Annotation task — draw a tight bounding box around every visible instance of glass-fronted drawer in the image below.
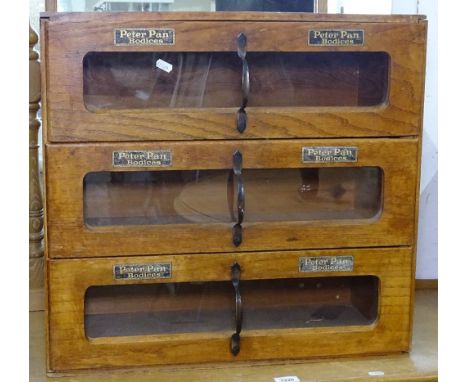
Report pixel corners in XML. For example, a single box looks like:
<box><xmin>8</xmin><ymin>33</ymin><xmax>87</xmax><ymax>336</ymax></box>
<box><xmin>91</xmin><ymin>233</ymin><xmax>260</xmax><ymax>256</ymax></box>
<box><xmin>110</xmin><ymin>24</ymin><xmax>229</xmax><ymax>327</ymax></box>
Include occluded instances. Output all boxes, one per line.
<box><xmin>42</xmin><ymin>14</ymin><xmax>427</xmax><ymax>142</ymax></box>
<box><xmin>45</xmin><ymin>138</ymin><xmax>418</xmax><ymax>259</ymax></box>
<box><xmin>85</xmin><ymin>276</ymin><xmax>378</xmax><ymax>338</ymax></box>
<box><xmin>47</xmin><ymin>247</ymin><xmax>412</xmax><ymax>371</ymax></box>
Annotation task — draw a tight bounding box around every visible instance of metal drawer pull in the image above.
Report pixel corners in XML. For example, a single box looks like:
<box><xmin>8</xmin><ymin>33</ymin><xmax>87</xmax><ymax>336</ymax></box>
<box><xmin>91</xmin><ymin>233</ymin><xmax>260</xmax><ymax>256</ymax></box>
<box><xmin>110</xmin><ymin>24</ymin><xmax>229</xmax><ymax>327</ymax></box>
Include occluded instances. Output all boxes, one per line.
<box><xmin>236</xmin><ymin>33</ymin><xmax>249</xmax><ymax>133</ymax></box>
<box><xmin>232</xmin><ymin>150</ymin><xmax>244</xmax><ymax>247</ymax></box>
<box><xmin>230</xmin><ymin>263</ymin><xmax>243</xmax><ymax>356</ymax></box>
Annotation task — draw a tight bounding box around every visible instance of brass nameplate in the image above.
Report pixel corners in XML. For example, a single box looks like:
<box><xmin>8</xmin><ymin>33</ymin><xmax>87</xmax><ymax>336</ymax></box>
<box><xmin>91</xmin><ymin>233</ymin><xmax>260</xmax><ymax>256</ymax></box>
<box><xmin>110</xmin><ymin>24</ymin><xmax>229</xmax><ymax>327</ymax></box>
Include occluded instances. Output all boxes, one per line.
<box><xmin>299</xmin><ymin>256</ymin><xmax>354</xmax><ymax>272</ymax></box>
<box><xmin>302</xmin><ymin>146</ymin><xmax>358</xmax><ymax>163</ymax></box>
<box><xmin>113</xmin><ymin>150</ymin><xmax>172</xmax><ymax>167</ymax></box>
<box><xmin>113</xmin><ymin>263</ymin><xmax>172</xmax><ymax>280</ymax></box>
<box><xmin>309</xmin><ymin>30</ymin><xmax>364</xmax><ymax>46</ymax></box>
<box><xmin>114</xmin><ymin>28</ymin><xmax>175</xmax><ymax>46</ymax></box>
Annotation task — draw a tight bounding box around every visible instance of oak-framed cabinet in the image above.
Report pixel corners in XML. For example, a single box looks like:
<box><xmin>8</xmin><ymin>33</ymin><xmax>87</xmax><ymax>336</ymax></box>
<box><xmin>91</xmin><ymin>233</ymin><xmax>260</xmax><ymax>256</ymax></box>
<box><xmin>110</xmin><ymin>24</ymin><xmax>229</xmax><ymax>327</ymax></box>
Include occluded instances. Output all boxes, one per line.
<box><xmin>41</xmin><ymin>11</ymin><xmax>427</xmax><ymax>374</ymax></box>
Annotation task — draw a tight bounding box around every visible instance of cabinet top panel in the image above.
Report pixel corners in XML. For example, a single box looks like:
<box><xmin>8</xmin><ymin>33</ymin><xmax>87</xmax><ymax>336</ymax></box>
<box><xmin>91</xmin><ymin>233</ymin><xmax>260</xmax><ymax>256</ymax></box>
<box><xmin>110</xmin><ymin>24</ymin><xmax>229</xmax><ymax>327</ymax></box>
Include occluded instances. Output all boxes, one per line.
<box><xmin>41</xmin><ymin>12</ymin><xmax>426</xmax><ymax>24</ymax></box>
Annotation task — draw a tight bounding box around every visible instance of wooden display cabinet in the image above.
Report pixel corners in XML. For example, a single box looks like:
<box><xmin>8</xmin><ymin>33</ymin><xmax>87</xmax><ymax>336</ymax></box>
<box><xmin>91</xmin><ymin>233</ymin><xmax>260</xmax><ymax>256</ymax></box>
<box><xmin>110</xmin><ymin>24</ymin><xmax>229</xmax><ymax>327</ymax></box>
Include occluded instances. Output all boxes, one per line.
<box><xmin>41</xmin><ymin>11</ymin><xmax>427</xmax><ymax>374</ymax></box>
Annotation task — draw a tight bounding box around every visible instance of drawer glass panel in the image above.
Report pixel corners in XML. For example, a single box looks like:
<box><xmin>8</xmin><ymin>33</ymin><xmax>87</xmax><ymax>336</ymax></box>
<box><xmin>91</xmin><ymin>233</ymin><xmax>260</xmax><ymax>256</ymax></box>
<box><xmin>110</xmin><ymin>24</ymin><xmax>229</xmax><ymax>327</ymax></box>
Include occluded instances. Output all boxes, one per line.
<box><xmin>242</xmin><ymin>276</ymin><xmax>379</xmax><ymax>330</ymax></box>
<box><xmin>83</xmin><ymin>167</ymin><xmax>383</xmax><ymax>226</ymax></box>
<box><xmin>84</xmin><ymin>276</ymin><xmax>378</xmax><ymax>338</ymax></box>
<box><xmin>85</xmin><ymin>282</ymin><xmax>233</xmax><ymax>338</ymax></box>
<box><xmin>83</xmin><ymin>52</ymin><xmax>389</xmax><ymax>110</ymax></box>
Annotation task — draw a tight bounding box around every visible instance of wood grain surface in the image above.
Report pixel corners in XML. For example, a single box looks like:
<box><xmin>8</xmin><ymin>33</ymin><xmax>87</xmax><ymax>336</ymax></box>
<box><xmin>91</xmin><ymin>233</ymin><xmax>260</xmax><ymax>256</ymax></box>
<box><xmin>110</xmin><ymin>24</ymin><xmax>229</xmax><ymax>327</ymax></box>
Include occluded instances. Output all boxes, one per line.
<box><xmin>41</xmin><ymin>12</ymin><xmax>426</xmax><ymax>23</ymax></box>
<box><xmin>29</xmin><ymin>290</ymin><xmax>438</xmax><ymax>382</ymax></box>
<box><xmin>47</xmin><ymin>247</ymin><xmax>413</xmax><ymax>371</ymax></box>
<box><xmin>41</xmin><ymin>12</ymin><xmax>427</xmax><ymax>374</ymax></box>
<box><xmin>31</xmin><ymin>290</ymin><xmax>438</xmax><ymax>381</ymax></box>
<box><xmin>41</xmin><ymin>14</ymin><xmax>427</xmax><ymax>142</ymax></box>
<box><xmin>45</xmin><ymin>138</ymin><xmax>419</xmax><ymax>258</ymax></box>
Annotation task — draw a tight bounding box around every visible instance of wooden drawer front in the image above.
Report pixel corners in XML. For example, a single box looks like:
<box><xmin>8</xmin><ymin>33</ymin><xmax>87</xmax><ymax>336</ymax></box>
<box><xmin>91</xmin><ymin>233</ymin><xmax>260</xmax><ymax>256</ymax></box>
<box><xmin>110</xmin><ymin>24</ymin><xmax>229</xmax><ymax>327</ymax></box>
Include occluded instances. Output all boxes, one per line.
<box><xmin>45</xmin><ymin>138</ymin><xmax>419</xmax><ymax>258</ymax></box>
<box><xmin>47</xmin><ymin>247</ymin><xmax>413</xmax><ymax>372</ymax></box>
<box><xmin>42</xmin><ymin>14</ymin><xmax>426</xmax><ymax>142</ymax></box>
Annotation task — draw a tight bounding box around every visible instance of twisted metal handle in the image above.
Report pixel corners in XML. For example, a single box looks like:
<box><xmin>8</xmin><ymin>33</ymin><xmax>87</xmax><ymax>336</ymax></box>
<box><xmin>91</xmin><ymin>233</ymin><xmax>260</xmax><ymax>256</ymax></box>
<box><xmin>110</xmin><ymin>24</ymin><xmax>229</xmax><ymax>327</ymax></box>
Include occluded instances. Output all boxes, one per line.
<box><xmin>230</xmin><ymin>263</ymin><xmax>243</xmax><ymax>356</ymax></box>
<box><xmin>236</xmin><ymin>33</ymin><xmax>249</xmax><ymax>133</ymax></box>
<box><xmin>232</xmin><ymin>150</ymin><xmax>244</xmax><ymax>247</ymax></box>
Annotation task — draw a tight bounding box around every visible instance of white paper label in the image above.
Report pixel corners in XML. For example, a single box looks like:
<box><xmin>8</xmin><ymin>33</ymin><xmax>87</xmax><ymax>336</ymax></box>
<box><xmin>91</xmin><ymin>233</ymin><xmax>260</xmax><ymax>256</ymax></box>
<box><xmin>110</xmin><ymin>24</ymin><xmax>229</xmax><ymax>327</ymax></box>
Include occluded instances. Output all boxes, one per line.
<box><xmin>274</xmin><ymin>377</ymin><xmax>300</xmax><ymax>382</ymax></box>
<box><xmin>156</xmin><ymin>59</ymin><xmax>173</xmax><ymax>73</ymax></box>
<box><xmin>368</xmin><ymin>371</ymin><xmax>385</xmax><ymax>376</ymax></box>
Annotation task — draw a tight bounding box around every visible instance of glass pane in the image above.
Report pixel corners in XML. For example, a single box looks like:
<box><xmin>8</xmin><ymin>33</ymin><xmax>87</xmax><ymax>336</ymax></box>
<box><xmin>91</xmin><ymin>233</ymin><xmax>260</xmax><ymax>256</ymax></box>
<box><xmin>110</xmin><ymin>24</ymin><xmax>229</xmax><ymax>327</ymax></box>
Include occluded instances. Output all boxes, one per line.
<box><xmin>83</xmin><ymin>52</ymin><xmax>389</xmax><ymax>110</ymax></box>
<box><xmin>83</xmin><ymin>167</ymin><xmax>382</xmax><ymax>226</ymax></box>
<box><xmin>242</xmin><ymin>276</ymin><xmax>378</xmax><ymax>330</ymax></box>
<box><xmin>85</xmin><ymin>282</ymin><xmax>233</xmax><ymax>338</ymax></box>
<box><xmin>84</xmin><ymin>170</ymin><xmax>233</xmax><ymax>226</ymax></box>
<box><xmin>58</xmin><ymin>0</ymin><xmax>315</xmax><ymax>13</ymax></box>
<box><xmin>84</xmin><ymin>276</ymin><xmax>378</xmax><ymax>338</ymax></box>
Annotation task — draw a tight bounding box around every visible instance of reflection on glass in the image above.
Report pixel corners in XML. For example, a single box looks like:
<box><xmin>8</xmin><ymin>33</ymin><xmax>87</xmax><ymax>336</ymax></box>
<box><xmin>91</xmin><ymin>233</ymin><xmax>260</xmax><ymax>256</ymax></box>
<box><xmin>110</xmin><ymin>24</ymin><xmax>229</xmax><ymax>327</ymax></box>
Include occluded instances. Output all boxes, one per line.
<box><xmin>59</xmin><ymin>0</ymin><xmax>213</xmax><ymax>12</ymax></box>
<box><xmin>215</xmin><ymin>0</ymin><xmax>314</xmax><ymax>12</ymax></box>
<box><xmin>58</xmin><ymin>0</ymin><xmax>316</xmax><ymax>12</ymax></box>
<box><xmin>242</xmin><ymin>276</ymin><xmax>378</xmax><ymax>330</ymax></box>
<box><xmin>84</xmin><ymin>52</ymin><xmax>389</xmax><ymax>110</ymax></box>
<box><xmin>85</xmin><ymin>282</ymin><xmax>233</xmax><ymax>337</ymax></box>
<box><xmin>84</xmin><ymin>276</ymin><xmax>379</xmax><ymax>338</ymax></box>
<box><xmin>83</xmin><ymin>167</ymin><xmax>382</xmax><ymax>226</ymax></box>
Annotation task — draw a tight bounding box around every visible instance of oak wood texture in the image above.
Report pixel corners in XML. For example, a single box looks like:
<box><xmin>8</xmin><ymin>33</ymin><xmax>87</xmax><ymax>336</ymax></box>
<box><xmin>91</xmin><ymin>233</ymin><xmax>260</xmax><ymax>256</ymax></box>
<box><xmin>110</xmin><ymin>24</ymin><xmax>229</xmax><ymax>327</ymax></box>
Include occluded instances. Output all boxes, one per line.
<box><xmin>33</xmin><ymin>290</ymin><xmax>438</xmax><ymax>380</ymax></box>
<box><xmin>415</xmin><ymin>280</ymin><xmax>438</xmax><ymax>289</ymax></box>
<box><xmin>41</xmin><ymin>12</ymin><xmax>426</xmax><ymax>23</ymax></box>
<box><xmin>40</xmin><ymin>13</ymin><xmax>427</xmax><ymax>142</ymax></box>
<box><xmin>32</xmin><ymin>290</ymin><xmax>438</xmax><ymax>381</ymax></box>
<box><xmin>407</xmin><ymin>36</ymin><xmax>428</xmax><ymax>348</ymax></box>
<box><xmin>41</xmin><ymin>12</ymin><xmax>427</xmax><ymax>374</ymax></box>
<box><xmin>30</xmin><ymin>22</ymin><xmax>45</xmax><ymax>308</ymax></box>
<box><xmin>47</xmin><ymin>247</ymin><xmax>413</xmax><ymax>372</ymax></box>
<box><xmin>45</xmin><ymin>138</ymin><xmax>419</xmax><ymax>258</ymax></box>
